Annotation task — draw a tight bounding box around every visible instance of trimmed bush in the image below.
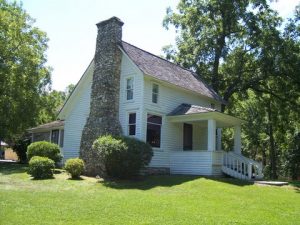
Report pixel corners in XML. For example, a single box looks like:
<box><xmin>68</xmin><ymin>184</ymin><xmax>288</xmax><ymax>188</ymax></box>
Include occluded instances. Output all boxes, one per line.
<box><xmin>64</xmin><ymin>158</ymin><xmax>84</xmax><ymax>179</ymax></box>
<box><xmin>27</xmin><ymin>156</ymin><xmax>55</xmax><ymax>179</ymax></box>
<box><xmin>27</xmin><ymin>141</ymin><xmax>62</xmax><ymax>163</ymax></box>
<box><xmin>92</xmin><ymin>135</ymin><xmax>153</xmax><ymax>179</ymax></box>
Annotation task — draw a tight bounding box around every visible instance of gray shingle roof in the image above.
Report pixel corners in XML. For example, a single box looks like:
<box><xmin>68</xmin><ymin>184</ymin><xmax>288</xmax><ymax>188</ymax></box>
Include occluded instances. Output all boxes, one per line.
<box><xmin>168</xmin><ymin>103</ymin><xmax>217</xmax><ymax>116</ymax></box>
<box><xmin>121</xmin><ymin>41</ymin><xmax>224</xmax><ymax>103</ymax></box>
<box><xmin>27</xmin><ymin>120</ymin><xmax>64</xmax><ymax>132</ymax></box>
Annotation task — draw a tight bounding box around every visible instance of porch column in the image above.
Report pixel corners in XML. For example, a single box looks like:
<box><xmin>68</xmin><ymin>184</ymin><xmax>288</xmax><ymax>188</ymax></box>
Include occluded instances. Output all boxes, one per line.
<box><xmin>234</xmin><ymin>125</ymin><xmax>241</xmax><ymax>154</ymax></box>
<box><xmin>207</xmin><ymin>119</ymin><xmax>216</xmax><ymax>151</ymax></box>
<box><xmin>217</xmin><ymin>128</ymin><xmax>222</xmax><ymax>151</ymax></box>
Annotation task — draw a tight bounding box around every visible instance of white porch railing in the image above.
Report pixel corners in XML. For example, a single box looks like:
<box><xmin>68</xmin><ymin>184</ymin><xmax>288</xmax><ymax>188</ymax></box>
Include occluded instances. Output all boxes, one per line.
<box><xmin>222</xmin><ymin>151</ymin><xmax>263</xmax><ymax>180</ymax></box>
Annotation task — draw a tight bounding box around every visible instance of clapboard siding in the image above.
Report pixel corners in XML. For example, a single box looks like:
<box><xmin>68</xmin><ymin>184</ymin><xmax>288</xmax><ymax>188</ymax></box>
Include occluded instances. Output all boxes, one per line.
<box><xmin>119</xmin><ymin>53</ymin><xmax>144</xmax><ymax>140</ymax></box>
<box><xmin>63</xmin><ymin>78</ymin><xmax>92</xmax><ymax>160</ymax></box>
<box><xmin>170</xmin><ymin>151</ymin><xmax>213</xmax><ymax>175</ymax></box>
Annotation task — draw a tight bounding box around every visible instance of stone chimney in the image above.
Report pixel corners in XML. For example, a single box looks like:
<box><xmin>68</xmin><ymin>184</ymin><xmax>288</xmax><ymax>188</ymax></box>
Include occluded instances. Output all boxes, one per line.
<box><xmin>80</xmin><ymin>17</ymin><xmax>123</xmax><ymax>175</ymax></box>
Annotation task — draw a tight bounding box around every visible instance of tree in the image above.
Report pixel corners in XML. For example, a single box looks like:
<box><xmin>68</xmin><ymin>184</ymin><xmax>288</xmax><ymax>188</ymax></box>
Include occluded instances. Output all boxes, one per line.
<box><xmin>37</xmin><ymin>90</ymin><xmax>66</xmax><ymax>124</ymax></box>
<box><xmin>0</xmin><ymin>0</ymin><xmax>51</xmax><ymax>142</ymax></box>
<box><xmin>164</xmin><ymin>0</ymin><xmax>300</xmax><ymax>179</ymax></box>
<box><xmin>163</xmin><ymin>0</ymin><xmax>282</xmax><ymax>109</ymax></box>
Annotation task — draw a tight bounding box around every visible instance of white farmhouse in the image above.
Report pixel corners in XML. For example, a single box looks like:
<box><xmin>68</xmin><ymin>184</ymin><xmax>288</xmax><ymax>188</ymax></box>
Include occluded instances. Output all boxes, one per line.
<box><xmin>28</xmin><ymin>17</ymin><xmax>263</xmax><ymax>180</ymax></box>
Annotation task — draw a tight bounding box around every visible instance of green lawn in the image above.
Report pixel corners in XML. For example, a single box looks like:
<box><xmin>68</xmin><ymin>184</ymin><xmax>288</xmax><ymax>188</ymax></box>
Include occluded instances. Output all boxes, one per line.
<box><xmin>0</xmin><ymin>163</ymin><xmax>299</xmax><ymax>225</ymax></box>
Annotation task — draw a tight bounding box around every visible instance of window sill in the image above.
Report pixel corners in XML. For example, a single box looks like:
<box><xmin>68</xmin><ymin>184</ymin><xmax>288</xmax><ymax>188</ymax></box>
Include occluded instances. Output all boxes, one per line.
<box><xmin>126</xmin><ymin>100</ymin><xmax>135</xmax><ymax>103</ymax></box>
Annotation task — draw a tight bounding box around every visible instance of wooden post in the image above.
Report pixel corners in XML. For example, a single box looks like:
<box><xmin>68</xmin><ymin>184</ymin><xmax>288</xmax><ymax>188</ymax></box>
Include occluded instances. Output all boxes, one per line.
<box><xmin>207</xmin><ymin>119</ymin><xmax>216</xmax><ymax>151</ymax></box>
<box><xmin>248</xmin><ymin>163</ymin><xmax>252</xmax><ymax>180</ymax></box>
<box><xmin>217</xmin><ymin>128</ymin><xmax>222</xmax><ymax>150</ymax></box>
<box><xmin>234</xmin><ymin>125</ymin><xmax>241</xmax><ymax>154</ymax></box>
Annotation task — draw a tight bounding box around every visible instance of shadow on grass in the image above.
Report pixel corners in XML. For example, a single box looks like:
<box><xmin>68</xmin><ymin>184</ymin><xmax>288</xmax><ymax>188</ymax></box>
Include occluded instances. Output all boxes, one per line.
<box><xmin>0</xmin><ymin>162</ymin><xmax>27</xmax><ymax>175</ymax></box>
<box><xmin>67</xmin><ymin>177</ymin><xmax>84</xmax><ymax>181</ymax></box>
<box><xmin>289</xmin><ymin>181</ymin><xmax>300</xmax><ymax>188</ymax></box>
<box><xmin>31</xmin><ymin>176</ymin><xmax>55</xmax><ymax>181</ymax></box>
<box><xmin>99</xmin><ymin>175</ymin><xmax>254</xmax><ymax>190</ymax></box>
<box><xmin>207</xmin><ymin>177</ymin><xmax>254</xmax><ymax>187</ymax></box>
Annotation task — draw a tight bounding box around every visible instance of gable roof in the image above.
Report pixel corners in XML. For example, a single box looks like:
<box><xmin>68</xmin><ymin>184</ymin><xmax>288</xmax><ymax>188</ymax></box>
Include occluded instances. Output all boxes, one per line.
<box><xmin>120</xmin><ymin>41</ymin><xmax>224</xmax><ymax>103</ymax></box>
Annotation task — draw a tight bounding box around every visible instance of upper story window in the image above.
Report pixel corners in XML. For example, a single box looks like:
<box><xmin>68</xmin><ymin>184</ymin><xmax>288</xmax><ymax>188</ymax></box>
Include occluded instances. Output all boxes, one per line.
<box><xmin>146</xmin><ymin>114</ymin><xmax>162</xmax><ymax>148</ymax></box>
<box><xmin>126</xmin><ymin>77</ymin><xmax>134</xmax><ymax>100</ymax></box>
<box><xmin>128</xmin><ymin>113</ymin><xmax>136</xmax><ymax>136</ymax></box>
<box><xmin>152</xmin><ymin>83</ymin><xmax>159</xmax><ymax>103</ymax></box>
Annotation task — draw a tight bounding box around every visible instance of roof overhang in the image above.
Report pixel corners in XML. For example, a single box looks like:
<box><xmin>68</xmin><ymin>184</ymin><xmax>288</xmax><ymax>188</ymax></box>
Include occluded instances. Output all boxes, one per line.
<box><xmin>27</xmin><ymin>121</ymin><xmax>65</xmax><ymax>133</ymax></box>
<box><xmin>167</xmin><ymin>111</ymin><xmax>245</xmax><ymax>128</ymax></box>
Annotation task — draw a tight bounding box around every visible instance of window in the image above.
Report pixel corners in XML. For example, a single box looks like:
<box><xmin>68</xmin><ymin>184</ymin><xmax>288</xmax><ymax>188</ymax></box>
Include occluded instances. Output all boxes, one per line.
<box><xmin>210</xmin><ymin>103</ymin><xmax>215</xmax><ymax>109</ymax></box>
<box><xmin>51</xmin><ymin>129</ymin><xmax>59</xmax><ymax>145</ymax></box>
<box><xmin>152</xmin><ymin>83</ymin><xmax>159</xmax><ymax>103</ymax></box>
<box><xmin>59</xmin><ymin>129</ymin><xmax>64</xmax><ymax>147</ymax></box>
<box><xmin>126</xmin><ymin>77</ymin><xmax>134</xmax><ymax>100</ymax></box>
<box><xmin>146</xmin><ymin>114</ymin><xmax>162</xmax><ymax>148</ymax></box>
<box><xmin>128</xmin><ymin>113</ymin><xmax>136</xmax><ymax>136</ymax></box>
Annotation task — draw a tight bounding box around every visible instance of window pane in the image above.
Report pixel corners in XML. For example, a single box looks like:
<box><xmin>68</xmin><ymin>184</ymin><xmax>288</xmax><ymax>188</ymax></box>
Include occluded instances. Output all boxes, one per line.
<box><xmin>127</xmin><ymin>90</ymin><xmax>133</xmax><ymax>100</ymax></box>
<box><xmin>129</xmin><ymin>125</ymin><xmax>136</xmax><ymax>135</ymax></box>
<box><xmin>129</xmin><ymin>113</ymin><xmax>136</xmax><ymax>124</ymax></box>
<box><xmin>127</xmin><ymin>78</ymin><xmax>133</xmax><ymax>89</ymax></box>
<box><xmin>59</xmin><ymin>130</ymin><xmax>64</xmax><ymax>147</ymax></box>
<box><xmin>152</xmin><ymin>93</ymin><xmax>158</xmax><ymax>103</ymax></box>
<box><xmin>147</xmin><ymin>123</ymin><xmax>161</xmax><ymax>148</ymax></box>
<box><xmin>152</xmin><ymin>84</ymin><xmax>159</xmax><ymax>93</ymax></box>
<box><xmin>51</xmin><ymin>130</ymin><xmax>59</xmax><ymax>145</ymax></box>
<box><xmin>147</xmin><ymin>114</ymin><xmax>162</xmax><ymax>124</ymax></box>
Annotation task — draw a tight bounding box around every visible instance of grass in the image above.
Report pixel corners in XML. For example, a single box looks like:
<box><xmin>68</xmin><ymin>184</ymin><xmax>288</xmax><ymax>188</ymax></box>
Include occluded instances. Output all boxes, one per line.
<box><xmin>0</xmin><ymin>163</ymin><xmax>299</xmax><ymax>225</ymax></box>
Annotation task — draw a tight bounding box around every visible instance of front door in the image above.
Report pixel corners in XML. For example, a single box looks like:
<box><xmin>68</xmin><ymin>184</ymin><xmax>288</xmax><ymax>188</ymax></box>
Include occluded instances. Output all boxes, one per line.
<box><xmin>183</xmin><ymin>123</ymin><xmax>193</xmax><ymax>150</ymax></box>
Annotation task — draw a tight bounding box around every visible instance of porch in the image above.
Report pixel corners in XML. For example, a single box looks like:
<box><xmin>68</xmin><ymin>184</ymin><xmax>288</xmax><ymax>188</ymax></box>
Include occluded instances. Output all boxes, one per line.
<box><xmin>167</xmin><ymin>104</ymin><xmax>263</xmax><ymax>180</ymax></box>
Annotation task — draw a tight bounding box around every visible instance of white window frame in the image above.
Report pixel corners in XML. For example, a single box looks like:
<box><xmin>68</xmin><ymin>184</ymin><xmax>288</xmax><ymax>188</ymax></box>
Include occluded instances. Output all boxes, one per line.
<box><xmin>152</xmin><ymin>83</ymin><xmax>159</xmax><ymax>104</ymax></box>
<box><xmin>126</xmin><ymin>77</ymin><xmax>134</xmax><ymax>101</ymax></box>
<box><xmin>127</xmin><ymin>112</ymin><xmax>137</xmax><ymax>136</ymax></box>
<box><xmin>146</xmin><ymin>113</ymin><xmax>163</xmax><ymax>149</ymax></box>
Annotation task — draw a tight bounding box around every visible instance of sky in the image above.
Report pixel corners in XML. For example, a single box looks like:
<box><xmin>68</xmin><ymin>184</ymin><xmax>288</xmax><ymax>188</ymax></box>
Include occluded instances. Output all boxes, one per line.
<box><xmin>19</xmin><ymin>0</ymin><xmax>300</xmax><ymax>91</ymax></box>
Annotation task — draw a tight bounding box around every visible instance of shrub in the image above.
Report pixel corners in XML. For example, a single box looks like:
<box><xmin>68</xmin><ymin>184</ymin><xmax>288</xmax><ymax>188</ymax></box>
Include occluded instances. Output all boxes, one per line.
<box><xmin>27</xmin><ymin>141</ymin><xmax>62</xmax><ymax>163</ymax></box>
<box><xmin>92</xmin><ymin>135</ymin><xmax>153</xmax><ymax>179</ymax></box>
<box><xmin>64</xmin><ymin>158</ymin><xmax>84</xmax><ymax>179</ymax></box>
<box><xmin>27</xmin><ymin>156</ymin><xmax>55</xmax><ymax>179</ymax></box>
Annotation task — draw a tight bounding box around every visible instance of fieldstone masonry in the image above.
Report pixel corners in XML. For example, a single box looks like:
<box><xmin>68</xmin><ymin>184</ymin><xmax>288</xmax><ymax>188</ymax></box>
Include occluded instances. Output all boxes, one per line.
<box><xmin>80</xmin><ymin>17</ymin><xmax>123</xmax><ymax>175</ymax></box>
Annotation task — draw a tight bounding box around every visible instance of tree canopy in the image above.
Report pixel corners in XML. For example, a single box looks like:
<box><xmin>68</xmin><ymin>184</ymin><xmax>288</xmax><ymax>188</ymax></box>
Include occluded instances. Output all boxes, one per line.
<box><xmin>0</xmin><ymin>0</ymin><xmax>74</xmax><ymax>143</ymax></box>
<box><xmin>0</xmin><ymin>0</ymin><xmax>51</xmax><ymax>141</ymax></box>
<box><xmin>164</xmin><ymin>0</ymin><xmax>300</xmax><ymax>179</ymax></box>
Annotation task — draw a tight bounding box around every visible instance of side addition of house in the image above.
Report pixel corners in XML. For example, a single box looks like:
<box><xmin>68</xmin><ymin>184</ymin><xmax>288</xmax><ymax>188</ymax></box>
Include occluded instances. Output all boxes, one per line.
<box><xmin>28</xmin><ymin>17</ymin><xmax>263</xmax><ymax>180</ymax></box>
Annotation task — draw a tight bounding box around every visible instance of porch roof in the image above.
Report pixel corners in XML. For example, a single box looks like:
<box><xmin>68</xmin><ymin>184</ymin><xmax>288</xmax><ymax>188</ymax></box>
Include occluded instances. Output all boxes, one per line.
<box><xmin>167</xmin><ymin>104</ymin><xmax>245</xmax><ymax>127</ymax></box>
<box><xmin>27</xmin><ymin>120</ymin><xmax>64</xmax><ymax>133</ymax></box>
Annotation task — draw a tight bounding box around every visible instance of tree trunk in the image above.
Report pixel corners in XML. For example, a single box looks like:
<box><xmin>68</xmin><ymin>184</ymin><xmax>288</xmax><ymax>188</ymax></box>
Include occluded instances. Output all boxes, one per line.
<box><xmin>267</xmin><ymin>99</ymin><xmax>277</xmax><ymax>179</ymax></box>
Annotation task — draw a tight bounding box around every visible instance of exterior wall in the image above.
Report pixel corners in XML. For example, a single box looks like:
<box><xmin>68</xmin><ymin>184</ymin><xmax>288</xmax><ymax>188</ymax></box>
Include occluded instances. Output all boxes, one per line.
<box><xmin>170</xmin><ymin>151</ymin><xmax>213</xmax><ymax>175</ymax></box>
<box><xmin>142</xmin><ymin>76</ymin><xmax>220</xmax><ymax>168</ymax></box>
<box><xmin>63</xmin><ymin>65</ymin><xmax>93</xmax><ymax>161</ymax></box>
<box><xmin>118</xmin><ymin>53</ymin><xmax>144</xmax><ymax>140</ymax></box>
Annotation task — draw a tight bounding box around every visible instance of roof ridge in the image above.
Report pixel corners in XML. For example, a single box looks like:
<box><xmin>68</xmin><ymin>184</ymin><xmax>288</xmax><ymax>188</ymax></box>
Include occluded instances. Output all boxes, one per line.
<box><xmin>121</xmin><ymin>41</ymin><xmax>198</xmax><ymax>75</ymax></box>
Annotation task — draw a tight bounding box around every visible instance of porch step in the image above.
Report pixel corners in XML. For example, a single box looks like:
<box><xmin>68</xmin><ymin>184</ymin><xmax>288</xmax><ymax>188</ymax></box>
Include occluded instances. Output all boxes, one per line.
<box><xmin>222</xmin><ymin>152</ymin><xmax>263</xmax><ymax>180</ymax></box>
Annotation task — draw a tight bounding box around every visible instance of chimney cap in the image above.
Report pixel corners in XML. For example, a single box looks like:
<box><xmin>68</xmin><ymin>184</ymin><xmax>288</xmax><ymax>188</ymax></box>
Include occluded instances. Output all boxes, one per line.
<box><xmin>96</xmin><ymin>16</ymin><xmax>124</xmax><ymax>27</ymax></box>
